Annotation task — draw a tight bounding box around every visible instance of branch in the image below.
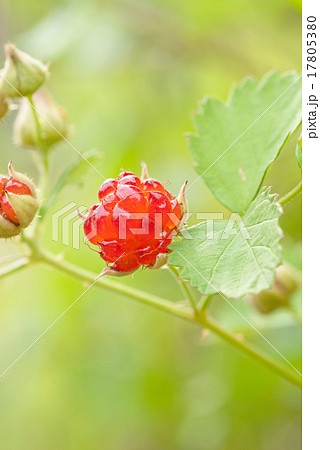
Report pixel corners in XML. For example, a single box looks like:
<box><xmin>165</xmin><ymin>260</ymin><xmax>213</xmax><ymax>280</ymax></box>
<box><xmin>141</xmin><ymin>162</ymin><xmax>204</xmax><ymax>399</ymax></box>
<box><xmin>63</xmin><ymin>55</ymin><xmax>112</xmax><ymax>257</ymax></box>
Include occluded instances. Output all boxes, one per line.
<box><xmin>39</xmin><ymin>248</ymin><xmax>192</xmax><ymax>319</ymax></box>
<box><xmin>279</xmin><ymin>181</ymin><xmax>302</xmax><ymax>206</ymax></box>
<box><xmin>0</xmin><ymin>257</ymin><xmax>30</xmax><ymax>279</ymax></box>
<box><xmin>198</xmin><ymin>315</ymin><xmax>301</xmax><ymax>388</ymax></box>
<box><xmin>38</xmin><ymin>248</ymin><xmax>302</xmax><ymax>388</ymax></box>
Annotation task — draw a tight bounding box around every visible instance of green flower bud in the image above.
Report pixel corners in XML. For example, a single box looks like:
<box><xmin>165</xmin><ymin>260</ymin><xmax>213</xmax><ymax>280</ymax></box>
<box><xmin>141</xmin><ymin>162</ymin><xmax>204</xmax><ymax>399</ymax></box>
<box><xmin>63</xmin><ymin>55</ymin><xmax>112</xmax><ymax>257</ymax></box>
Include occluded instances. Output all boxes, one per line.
<box><xmin>247</xmin><ymin>264</ymin><xmax>300</xmax><ymax>314</ymax></box>
<box><xmin>13</xmin><ymin>89</ymin><xmax>70</xmax><ymax>150</ymax></box>
<box><xmin>0</xmin><ymin>43</ymin><xmax>47</xmax><ymax>97</ymax></box>
<box><xmin>0</xmin><ymin>162</ymin><xmax>38</xmax><ymax>239</ymax></box>
<box><xmin>0</xmin><ymin>92</ymin><xmax>9</xmax><ymax>120</ymax></box>
<box><xmin>13</xmin><ymin>89</ymin><xmax>70</xmax><ymax>148</ymax></box>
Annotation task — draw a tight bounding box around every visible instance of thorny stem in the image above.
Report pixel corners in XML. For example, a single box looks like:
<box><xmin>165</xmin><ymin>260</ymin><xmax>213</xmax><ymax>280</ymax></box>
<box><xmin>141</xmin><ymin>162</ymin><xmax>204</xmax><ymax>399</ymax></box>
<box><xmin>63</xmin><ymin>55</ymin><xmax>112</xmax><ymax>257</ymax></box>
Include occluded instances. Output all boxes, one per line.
<box><xmin>279</xmin><ymin>181</ymin><xmax>302</xmax><ymax>206</ymax></box>
<box><xmin>38</xmin><ymin>250</ymin><xmax>302</xmax><ymax>388</ymax></box>
<box><xmin>197</xmin><ymin>314</ymin><xmax>301</xmax><ymax>387</ymax></box>
<box><xmin>1</xmin><ymin>242</ymin><xmax>302</xmax><ymax>389</ymax></box>
<box><xmin>39</xmin><ymin>248</ymin><xmax>193</xmax><ymax>320</ymax></box>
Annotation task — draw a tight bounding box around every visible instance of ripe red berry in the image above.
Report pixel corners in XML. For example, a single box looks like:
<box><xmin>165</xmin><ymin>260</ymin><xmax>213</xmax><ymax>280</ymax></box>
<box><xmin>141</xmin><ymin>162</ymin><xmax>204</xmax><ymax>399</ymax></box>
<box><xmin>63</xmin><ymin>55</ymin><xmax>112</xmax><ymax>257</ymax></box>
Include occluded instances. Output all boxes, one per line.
<box><xmin>83</xmin><ymin>167</ymin><xmax>187</xmax><ymax>276</ymax></box>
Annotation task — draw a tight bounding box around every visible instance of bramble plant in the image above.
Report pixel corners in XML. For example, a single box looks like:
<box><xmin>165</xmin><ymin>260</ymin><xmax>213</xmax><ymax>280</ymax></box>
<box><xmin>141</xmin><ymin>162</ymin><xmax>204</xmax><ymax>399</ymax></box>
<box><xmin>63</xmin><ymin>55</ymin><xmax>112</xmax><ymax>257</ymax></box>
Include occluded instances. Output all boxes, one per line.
<box><xmin>0</xmin><ymin>44</ymin><xmax>302</xmax><ymax>387</ymax></box>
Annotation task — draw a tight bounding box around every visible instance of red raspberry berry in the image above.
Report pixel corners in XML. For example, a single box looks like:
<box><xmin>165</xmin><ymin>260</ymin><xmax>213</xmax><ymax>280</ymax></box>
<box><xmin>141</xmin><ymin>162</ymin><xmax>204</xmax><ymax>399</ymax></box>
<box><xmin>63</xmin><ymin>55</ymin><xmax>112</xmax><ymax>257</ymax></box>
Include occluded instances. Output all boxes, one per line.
<box><xmin>83</xmin><ymin>167</ymin><xmax>187</xmax><ymax>276</ymax></box>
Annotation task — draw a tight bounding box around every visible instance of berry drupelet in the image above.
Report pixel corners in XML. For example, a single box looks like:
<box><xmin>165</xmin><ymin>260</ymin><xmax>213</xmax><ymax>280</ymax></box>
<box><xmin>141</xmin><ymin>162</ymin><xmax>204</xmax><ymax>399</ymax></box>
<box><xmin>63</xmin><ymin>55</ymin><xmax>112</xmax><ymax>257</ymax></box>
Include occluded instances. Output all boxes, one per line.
<box><xmin>83</xmin><ymin>165</ymin><xmax>187</xmax><ymax>277</ymax></box>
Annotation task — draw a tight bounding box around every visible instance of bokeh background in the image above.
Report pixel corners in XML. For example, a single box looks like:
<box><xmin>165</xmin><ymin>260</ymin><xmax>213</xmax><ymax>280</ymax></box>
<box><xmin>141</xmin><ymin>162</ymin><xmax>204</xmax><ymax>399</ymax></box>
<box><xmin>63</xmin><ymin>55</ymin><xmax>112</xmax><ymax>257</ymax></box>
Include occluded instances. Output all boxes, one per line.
<box><xmin>0</xmin><ymin>0</ymin><xmax>302</xmax><ymax>449</ymax></box>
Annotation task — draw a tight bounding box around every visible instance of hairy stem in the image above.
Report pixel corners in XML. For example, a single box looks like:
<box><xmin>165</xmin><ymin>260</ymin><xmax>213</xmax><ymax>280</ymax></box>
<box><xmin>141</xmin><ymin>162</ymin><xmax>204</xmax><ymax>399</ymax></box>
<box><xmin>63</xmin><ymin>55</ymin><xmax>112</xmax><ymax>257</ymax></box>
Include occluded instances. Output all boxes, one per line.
<box><xmin>37</xmin><ymin>248</ymin><xmax>302</xmax><ymax>388</ymax></box>
<box><xmin>279</xmin><ymin>181</ymin><xmax>302</xmax><ymax>206</ymax></box>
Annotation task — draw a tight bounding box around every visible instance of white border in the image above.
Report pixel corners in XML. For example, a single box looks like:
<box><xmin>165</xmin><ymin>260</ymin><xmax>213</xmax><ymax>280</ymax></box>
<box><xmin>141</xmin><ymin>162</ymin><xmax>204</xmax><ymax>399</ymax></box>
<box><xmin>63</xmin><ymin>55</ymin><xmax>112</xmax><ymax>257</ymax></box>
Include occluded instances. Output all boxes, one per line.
<box><xmin>303</xmin><ymin>0</ymin><xmax>320</xmax><ymax>448</ymax></box>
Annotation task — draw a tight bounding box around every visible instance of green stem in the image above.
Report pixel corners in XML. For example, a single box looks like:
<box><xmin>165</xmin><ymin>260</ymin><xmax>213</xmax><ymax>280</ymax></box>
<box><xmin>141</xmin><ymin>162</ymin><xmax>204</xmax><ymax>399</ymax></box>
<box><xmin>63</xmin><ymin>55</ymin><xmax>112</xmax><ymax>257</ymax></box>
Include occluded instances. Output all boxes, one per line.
<box><xmin>37</xmin><ymin>248</ymin><xmax>302</xmax><ymax>388</ymax></box>
<box><xmin>199</xmin><ymin>294</ymin><xmax>214</xmax><ymax>312</ymax></box>
<box><xmin>0</xmin><ymin>257</ymin><xmax>31</xmax><ymax>279</ymax></box>
<box><xmin>27</xmin><ymin>95</ymin><xmax>49</xmax><ymax>231</ymax></box>
<box><xmin>198</xmin><ymin>314</ymin><xmax>302</xmax><ymax>388</ymax></box>
<box><xmin>39</xmin><ymin>248</ymin><xmax>192</xmax><ymax>319</ymax></box>
<box><xmin>279</xmin><ymin>181</ymin><xmax>302</xmax><ymax>206</ymax></box>
<box><xmin>28</xmin><ymin>95</ymin><xmax>46</xmax><ymax>153</ymax></box>
<box><xmin>168</xmin><ymin>265</ymin><xmax>198</xmax><ymax>313</ymax></box>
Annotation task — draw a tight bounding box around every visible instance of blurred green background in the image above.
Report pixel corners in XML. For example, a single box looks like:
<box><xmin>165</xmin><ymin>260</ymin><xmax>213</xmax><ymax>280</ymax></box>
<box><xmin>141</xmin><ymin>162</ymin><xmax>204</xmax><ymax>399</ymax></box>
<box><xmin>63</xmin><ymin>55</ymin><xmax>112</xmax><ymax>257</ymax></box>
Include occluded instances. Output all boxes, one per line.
<box><xmin>0</xmin><ymin>0</ymin><xmax>302</xmax><ymax>449</ymax></box>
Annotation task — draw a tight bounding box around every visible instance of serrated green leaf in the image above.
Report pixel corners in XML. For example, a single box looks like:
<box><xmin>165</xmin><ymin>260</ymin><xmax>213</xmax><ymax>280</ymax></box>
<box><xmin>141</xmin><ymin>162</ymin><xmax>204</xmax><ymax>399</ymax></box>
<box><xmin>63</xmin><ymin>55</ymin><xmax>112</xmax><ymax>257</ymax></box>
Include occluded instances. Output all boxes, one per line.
<box><xmin>188</xmin><ymin>71</ymin><xmax>302</xmax><ymax>214</ymax></box>
<box><xmin>295</xmin><ymin>137</ymin><xmax>302</xmax><ymax>169</ymax></box>
<box><xmin>169</xmin><ymin>189</ymin><xmax>283</xmax><ymax>298</ymax></box>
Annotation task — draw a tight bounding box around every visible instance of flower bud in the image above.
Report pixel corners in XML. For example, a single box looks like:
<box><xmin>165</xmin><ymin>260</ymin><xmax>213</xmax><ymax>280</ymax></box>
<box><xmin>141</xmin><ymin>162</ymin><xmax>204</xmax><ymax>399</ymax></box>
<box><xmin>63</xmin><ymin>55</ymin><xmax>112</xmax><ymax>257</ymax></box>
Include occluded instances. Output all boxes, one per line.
<box><xmin>0</xmin><ymin>43</ymin><xmax>47</xmax><ymax>98</ymax></box>
<box><xmin>13</xmin><ymin>89</ymin><xmax>70</xmax><ymax>149</ymax></box>
<box><xmin>247</xmin><ymin>264</ymin><xmax>300</xmax><ymax>314</ymax></box>
<box><xmin>0</xmin><ymin>162</ymin><xmax>38</xmax><ymax>238</ymax></box>
<box><xmin>0</xmin><ymin>92</ymin><xmax>9</xmax><ymax>120</ymax></box>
